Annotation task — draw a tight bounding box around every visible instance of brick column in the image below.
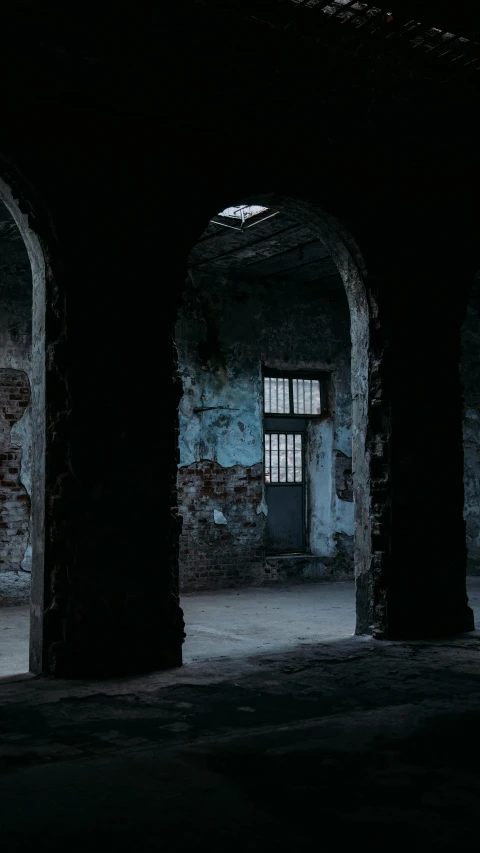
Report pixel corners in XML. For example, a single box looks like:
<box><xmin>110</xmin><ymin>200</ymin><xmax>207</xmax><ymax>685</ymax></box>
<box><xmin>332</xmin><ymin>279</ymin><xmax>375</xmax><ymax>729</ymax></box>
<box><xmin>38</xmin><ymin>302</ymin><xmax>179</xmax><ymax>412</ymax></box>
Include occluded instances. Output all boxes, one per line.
<box><xmin>0</xmin><ymin>369</ymin><xmax>31</xmax><ymax>573</ymax></box>
<box><xmin>366</xmin><ymin>244</ymin><xmax>474</xmax><ymax>639</ymax></box>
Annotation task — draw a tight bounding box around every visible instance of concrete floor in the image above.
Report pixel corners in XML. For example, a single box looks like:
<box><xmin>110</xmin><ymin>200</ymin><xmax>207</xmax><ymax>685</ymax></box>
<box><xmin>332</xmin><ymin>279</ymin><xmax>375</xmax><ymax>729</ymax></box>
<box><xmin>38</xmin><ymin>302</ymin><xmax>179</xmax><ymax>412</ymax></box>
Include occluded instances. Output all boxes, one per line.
<box><xmin>1</xmin><ymin>593</ymin><xmax>480</xmax><ymax>851</ymax></box>
<box><xmin>0</xmin><ymin>570</ymin><xmax>31</xmax><ymax>606</ymax></box>
<box><xmin>2</xmin><ymin>579</ymin><xmax>480</xmax><ymax>678</ymax></box>
<box><xmin>0</xmin><ymin>582</ymin><xmax>356</xmax><ymax>678</ymax></box>
<box><xmin>182</xmin><ymin>581</ymin><xmax>356</xmax><ymax>662</ymax></box>
<box><xmin>0</xmin><ymin>604</ymin><xmax>29</xmax><ymax>677</ymax></box>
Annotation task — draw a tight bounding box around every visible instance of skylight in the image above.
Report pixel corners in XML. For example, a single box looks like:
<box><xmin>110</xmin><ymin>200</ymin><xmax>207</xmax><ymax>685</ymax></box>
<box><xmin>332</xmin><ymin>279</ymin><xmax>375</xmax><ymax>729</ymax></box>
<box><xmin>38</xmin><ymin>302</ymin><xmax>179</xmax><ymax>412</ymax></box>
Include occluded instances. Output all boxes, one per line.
<box><xmin>210</xmin><ymin>204</ymin><xmax>279</xmax><ymax>232</ymax></box>
<box><xmin>218</xmin><ymin>205</ymin><xmax>268</xmax><ymax>220</ymax></box>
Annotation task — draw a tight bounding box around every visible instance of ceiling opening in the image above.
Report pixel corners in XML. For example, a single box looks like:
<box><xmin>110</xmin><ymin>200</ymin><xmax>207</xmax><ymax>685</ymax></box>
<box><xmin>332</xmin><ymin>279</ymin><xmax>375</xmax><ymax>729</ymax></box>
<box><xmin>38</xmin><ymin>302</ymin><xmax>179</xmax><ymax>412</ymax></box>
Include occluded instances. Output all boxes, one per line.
<box><xmin>210</xmin><ymin>204</ymin><xmax>279</xmax><ymax>232</ymax></box>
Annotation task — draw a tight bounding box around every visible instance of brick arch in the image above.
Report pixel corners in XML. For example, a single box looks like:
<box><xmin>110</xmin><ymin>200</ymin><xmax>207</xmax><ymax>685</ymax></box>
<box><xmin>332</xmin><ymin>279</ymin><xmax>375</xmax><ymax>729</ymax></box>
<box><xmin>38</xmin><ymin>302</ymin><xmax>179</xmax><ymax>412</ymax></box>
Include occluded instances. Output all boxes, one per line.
<box><xmin>183</xmin><ymin>193</ymin><xmax>390</xmax><ymax>638</ymax></box>
<box><xmin>0</xmin><ymin>368</ymin><xmax>31</xmax><ymax>574</ymax></box>
<box><xmin>0</xmin><ymin>162</ymin><xmax>66</xmax><ymax>673</ymax></box>
<box><xmin>264</xmin><ymin>196</ymin><xmax>389</xmax><ymax>638</ymax></box>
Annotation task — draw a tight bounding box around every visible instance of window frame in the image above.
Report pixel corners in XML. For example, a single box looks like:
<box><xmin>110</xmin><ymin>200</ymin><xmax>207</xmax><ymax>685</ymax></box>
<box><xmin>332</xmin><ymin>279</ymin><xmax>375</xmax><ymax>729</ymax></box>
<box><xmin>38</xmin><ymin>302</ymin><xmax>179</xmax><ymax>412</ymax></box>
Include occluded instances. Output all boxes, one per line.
<box><xmin>264</xmin><ymin>430</ymin><xmax>305</xmax><ymax>486</ymax></box>
<box><xmin>210</xmin><ymin>205</ymin><xmax>280</xmax><ymax>232</ymax></box>
<box><xmin>263</xmin><ymin>369</ymin><xmax>329</xmax><ymax>419</ymax></box>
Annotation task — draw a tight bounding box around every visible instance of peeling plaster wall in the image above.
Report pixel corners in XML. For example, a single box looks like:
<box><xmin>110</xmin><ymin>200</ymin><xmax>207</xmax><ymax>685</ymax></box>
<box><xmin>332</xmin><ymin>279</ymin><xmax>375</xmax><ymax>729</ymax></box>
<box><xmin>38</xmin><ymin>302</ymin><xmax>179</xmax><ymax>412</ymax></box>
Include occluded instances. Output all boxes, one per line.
<box><xmin>461</xmin><ymin>275</ymin><xmax>480</xmax><ymax>575</ymax></box>
<box><xmin>0</xmin><ymin>1</ymin><xmax>474</xmax><ymax>669</ymax></box>
<box><xmin>0</xmin><ymin>369</ymin><xmax>31</xmax><ymax>578</ymax></box>
<box><xmin>176</xmin><ymin>269</ymin><xmax>353</xmax><ymax>590</ymax></box>
<box><xmin>0</xmin><ymin>200</ymin><xmax>33</xmax><ymax>580</ymax></box>
<box><xmin>178</xmin><ymin>369</ymin><xmax>262</xmax><ymax>469</ymax></box>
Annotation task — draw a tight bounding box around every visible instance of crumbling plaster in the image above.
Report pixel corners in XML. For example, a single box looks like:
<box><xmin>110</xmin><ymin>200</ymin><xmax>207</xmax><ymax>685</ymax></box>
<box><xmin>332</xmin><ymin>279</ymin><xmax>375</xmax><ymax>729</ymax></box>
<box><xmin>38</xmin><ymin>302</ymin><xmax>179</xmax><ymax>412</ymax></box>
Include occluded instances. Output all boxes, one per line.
<box><xmin>0</xmin><ymin>171</ymin><xmax>47</xmax><ymax>674</ymax></box>
<box><xmin>178</xmin><ymin>368</ymin><xmax>262</xmax><ymax>469</ymax></box>
<box><xmin>176</xmin><ymin>266</ymin><xmax>354</xmax><ymax>585</ymax></box>
<box><xmin>461</xmin><ymin>274</ymin><xmax>480</xmax><ymax>575</ymax></box>
<box><xmin>0</xmin><ymin>199</ymin><xmax>33</xmax><ymax>573</ymax></box>
<box><xmin>0</xmin><ymin>0</ymin><xmax>475</xmax><ymax>673</ymax></box>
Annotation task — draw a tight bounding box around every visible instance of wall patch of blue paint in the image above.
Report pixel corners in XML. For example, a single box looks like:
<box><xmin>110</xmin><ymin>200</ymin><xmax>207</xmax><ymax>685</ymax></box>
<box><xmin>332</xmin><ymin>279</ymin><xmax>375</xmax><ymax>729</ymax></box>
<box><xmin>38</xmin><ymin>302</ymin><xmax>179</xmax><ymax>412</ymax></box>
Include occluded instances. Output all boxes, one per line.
<box><xmin>176</xmin><ymin>267</ymin><xmax>354</xmax><ymax>563</ymax></box>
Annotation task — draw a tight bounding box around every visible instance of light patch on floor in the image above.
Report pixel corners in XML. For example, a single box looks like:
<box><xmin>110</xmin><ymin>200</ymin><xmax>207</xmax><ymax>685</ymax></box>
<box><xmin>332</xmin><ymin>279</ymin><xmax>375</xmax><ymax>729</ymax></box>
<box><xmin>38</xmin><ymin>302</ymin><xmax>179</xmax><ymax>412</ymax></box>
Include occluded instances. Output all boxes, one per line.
<box><xmin>181</xmin><ymin>582</ymin><xmax>356</xmax><ymax>663</ymax></box>
<box><xmin>1</xmin><ymin>579</ymin><xmax>480</xmax><ymax>678</ymax></box>
<box><xmin>0</xmin><ymin>604</ymin><xmax>29</xmax><ymax>677</ymax></box>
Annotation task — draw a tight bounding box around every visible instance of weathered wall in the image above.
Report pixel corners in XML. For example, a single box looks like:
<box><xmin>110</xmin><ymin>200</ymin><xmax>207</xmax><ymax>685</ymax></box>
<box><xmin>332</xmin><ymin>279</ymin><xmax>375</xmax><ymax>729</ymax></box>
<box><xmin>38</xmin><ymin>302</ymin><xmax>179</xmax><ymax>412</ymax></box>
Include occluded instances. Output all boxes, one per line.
<box><xmin>178</xmin><ymin>461</ymin><xmax>264</xmax><ymax>587</ymax></box>
<box><xmin>0</xmin><ymin>200</ymin><xmax>33</xmax><ymax>583</ymax></box>
<box><xmin>461</xmin><ymin>274</ymin><xmax>480</xmax><ymax>575</ymax></box>
<box><xmin>0</xmin><ymin>0</ymin><xmax>475</xmax><ymax>671</ymax></box>
<box><xmin>176</xmin><ymin>269</ymin><xmax>353</xmax><ymax>590</ymax></box>
<box><xmin>0</xmin><ymin>370</ymin><xmax>31</xmax><ymax>569</ymax></box>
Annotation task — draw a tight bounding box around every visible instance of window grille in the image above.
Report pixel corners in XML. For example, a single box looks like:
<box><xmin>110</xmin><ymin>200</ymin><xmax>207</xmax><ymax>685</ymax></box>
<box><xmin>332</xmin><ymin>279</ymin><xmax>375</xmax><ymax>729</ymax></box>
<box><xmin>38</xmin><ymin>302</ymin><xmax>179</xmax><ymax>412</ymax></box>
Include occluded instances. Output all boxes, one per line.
<box><xmin>263</xmin><ymin>375</ymin><xmax>323</xmax><ymax>415</ymax></box>
<box><xmin>264</xmin><ymin>433</ymin><xmax>303</xmax><ymax>483</ymax></box>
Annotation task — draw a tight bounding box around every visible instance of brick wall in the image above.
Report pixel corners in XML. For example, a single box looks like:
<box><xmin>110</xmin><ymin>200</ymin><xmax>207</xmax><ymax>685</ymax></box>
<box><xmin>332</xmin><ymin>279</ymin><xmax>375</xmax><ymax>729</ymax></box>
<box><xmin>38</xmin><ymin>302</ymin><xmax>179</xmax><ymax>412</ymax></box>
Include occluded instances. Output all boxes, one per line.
<box><xmin>178</xmin><ymin>461</ymin><xmax>265</xmax><ymax>590</ymax></box>
<box><xmin>176</xmin><ymin>267</ymin><xmax>355</xmax><ymax>592</ymax></box>
<box><xmin>335</xmin><ymin>450</ymin><xmax>353</xmax><ymax>502</ymax></box>
<box><xmin>461</xmin><ymin>274</ymin><xmax>480</xmax><ymax>575</ymax></box>
<box><xmin>0</xmin><ymin>368</ymin><xmax>31</xmax><ymax>572</ymax></box>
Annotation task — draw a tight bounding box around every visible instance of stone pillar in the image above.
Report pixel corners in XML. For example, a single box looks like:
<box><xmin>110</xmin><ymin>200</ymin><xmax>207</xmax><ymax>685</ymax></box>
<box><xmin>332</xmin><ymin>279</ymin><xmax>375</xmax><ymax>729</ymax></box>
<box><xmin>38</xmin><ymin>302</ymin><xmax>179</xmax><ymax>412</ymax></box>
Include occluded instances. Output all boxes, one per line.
<box><xmin>368</xmin><ymin>237</ymin><xmax>474</xmax><ymax>639</ymax></box>
<box><xmin>0</xmin><ymin>369</ymin><xmax>31</xmax><ymax>574</ymax></box>
<box><xmin>32</xmin><ymin>147</ymin><xmax>188</xmax><ymax>676</ymax></box>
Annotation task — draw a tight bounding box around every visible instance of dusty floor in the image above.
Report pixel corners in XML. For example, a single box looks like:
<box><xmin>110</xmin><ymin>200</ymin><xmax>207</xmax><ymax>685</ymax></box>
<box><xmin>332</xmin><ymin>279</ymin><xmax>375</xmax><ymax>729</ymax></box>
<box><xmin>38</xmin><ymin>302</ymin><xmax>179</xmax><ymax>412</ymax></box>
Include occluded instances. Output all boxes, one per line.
<box><xmin>0</xmin><ymin>605</ymin><xmax>30</xmax><ymax>677</ymax></box>
<box><xmin>0</xmin><ymin>581</ymin><xmax>357</xmax><ymax>678</ymax></box>
<box><xmin>0</xmin><ymin>570</ymin><xmax>31</xmax><ymax>606</ymax></box>
<box><xmin>0</xmin><ymin>602</ymin><xmax>480</xmax><ymax>850</ymax></box>
<box><xmin>2</xmin><ymin>579</ymin><xmax>480</xmax><ymax>676</ymax></box>
<box><xmin>182</xmin><ymin>581</ymin><xmax>357</xmax><ymax>661</ymax></box>
<box><xmin>0</xmin><ymin>580</ymin><xmax>480</xmax><ymax>851</ymax></box>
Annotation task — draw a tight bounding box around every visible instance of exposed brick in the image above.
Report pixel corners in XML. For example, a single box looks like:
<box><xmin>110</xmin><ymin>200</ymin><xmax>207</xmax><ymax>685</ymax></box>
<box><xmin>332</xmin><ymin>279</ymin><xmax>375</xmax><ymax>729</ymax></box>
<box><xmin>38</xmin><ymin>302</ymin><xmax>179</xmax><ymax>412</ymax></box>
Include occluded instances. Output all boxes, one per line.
<box><xmin>0</xmin><ymin>368</ymin><xmax>31</xmax><ymax>573</ymax></box>
<box><xmin>178</xmin><ymin>460</ymin><xmax>265</xmax><ymax>591</ymax></box>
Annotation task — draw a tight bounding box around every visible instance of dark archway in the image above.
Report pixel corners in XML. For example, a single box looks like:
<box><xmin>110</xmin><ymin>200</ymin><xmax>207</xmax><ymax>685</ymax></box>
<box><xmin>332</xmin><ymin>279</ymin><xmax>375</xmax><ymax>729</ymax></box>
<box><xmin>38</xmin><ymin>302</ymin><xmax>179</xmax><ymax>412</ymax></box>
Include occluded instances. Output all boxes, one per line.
<box><xmin>178</xmin><ymin>192</ymin><xmax>389</xmax><ymax>643</ymax></box>
<box><xmin>0</xmin><ymin>161</ymin><xmax>66</xmax><ymax>676</ymax></box>
<box><xmin>0</xmin><ymin>172</ymin><xmax>46</xmax><ymax>674</ymax></box>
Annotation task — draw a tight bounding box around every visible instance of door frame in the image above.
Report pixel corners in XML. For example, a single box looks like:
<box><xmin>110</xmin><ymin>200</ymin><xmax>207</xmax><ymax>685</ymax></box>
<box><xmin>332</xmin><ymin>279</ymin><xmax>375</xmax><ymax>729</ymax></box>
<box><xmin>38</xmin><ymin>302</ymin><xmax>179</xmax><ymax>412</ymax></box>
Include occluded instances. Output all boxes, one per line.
<box><xmin>262</xmin><ymin>368</ymin><xmax>331</xmax><ymax>556</ymax></box>
<box><xmin>264</xmin><ymin>422</ymin><xmax>307</xmax><ymax>554</ymax></box>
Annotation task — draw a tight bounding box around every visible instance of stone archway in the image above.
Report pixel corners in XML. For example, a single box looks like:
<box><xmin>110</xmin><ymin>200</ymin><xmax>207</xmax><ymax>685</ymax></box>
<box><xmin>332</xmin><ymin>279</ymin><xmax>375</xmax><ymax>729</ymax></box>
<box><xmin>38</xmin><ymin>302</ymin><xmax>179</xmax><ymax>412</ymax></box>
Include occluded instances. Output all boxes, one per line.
<box><xmin>180</xmin><ymin>192</ymin><xmax>389</xmax><ymax>639</ymax></box>
<box><xmin>0</xmin><ymin>167</ymin><xmax>50</xmax><ymax>673</ymax></box>
<box><xmin>267</xmin><ymin>196</ymin><xmax>387</xmax><ymax>638</ymax></box>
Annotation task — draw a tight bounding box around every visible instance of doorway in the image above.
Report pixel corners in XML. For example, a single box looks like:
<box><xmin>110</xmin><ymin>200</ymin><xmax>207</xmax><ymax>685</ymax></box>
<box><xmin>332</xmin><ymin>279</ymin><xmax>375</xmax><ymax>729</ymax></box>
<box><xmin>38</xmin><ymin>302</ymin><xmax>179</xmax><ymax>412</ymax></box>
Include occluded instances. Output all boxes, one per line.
<box><xmin>263</xmin><ymin>371</ymin><xmax>328</xmax><ymax>556</ymax></box>
<box><xmin>176</xmin><ymin>195</ymin><xmax>375</xmax><ymax>662</ymax></box>
<box><xmin>0</xmin><ymin>173</ymin><xmax>46</xmax><ymax>679</ymax></box>
<box><xmin>264</xmin><ymin>428</ymin><xmax>305</xmax><ymax>553</ymax></box>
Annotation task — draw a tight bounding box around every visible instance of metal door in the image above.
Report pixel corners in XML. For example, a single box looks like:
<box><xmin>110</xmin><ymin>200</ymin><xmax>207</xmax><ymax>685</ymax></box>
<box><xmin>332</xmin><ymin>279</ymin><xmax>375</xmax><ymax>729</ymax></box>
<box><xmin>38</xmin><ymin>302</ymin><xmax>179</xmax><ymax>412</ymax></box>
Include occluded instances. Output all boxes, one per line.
<box><xmin>264</xmin><ymin>426</ymin><xmax>305</xmax><ymax>554</ymax></box>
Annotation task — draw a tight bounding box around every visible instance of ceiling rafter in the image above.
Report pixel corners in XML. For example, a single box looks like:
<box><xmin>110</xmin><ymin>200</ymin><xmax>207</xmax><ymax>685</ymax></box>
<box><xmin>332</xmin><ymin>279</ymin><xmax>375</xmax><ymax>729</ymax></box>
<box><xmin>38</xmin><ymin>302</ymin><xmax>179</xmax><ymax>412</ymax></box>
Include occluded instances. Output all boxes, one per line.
<box><xmin>189</xmin><ymin>207</ymin><xmax>340</xmax><ymax>284</ymax></box>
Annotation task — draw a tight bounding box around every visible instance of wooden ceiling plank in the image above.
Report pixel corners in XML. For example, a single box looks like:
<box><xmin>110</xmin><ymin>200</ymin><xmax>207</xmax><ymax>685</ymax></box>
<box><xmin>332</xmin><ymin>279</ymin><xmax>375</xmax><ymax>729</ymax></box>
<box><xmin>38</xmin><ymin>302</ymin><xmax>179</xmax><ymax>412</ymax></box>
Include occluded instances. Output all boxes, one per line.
<box><xmin>188</xmin><ymin>215</ymin><xmax>301</xmax><ymax>264</ymax></box>
<box><xmin>194</xmin><ymin>209</ymin><xmax>296</xmax><ymax>248</ymax></box>
<box><xmin>234</xmin><ymin>241</ymin><xmax>332</xmax><ymax>277</ymax></box>
<box><xmin>339</xmin><ymin>4</ymin><xmax>382</xmax><ymax>29</ymax></box>
<box><xmin>268</xmin><ymin>256</ymin><xmax>339</xmax><ymax>281</ymax></box>
<box><xmin>194</xmin><ymin>225</ymin><xmax>319</xmax><ymax>270</ymax></box>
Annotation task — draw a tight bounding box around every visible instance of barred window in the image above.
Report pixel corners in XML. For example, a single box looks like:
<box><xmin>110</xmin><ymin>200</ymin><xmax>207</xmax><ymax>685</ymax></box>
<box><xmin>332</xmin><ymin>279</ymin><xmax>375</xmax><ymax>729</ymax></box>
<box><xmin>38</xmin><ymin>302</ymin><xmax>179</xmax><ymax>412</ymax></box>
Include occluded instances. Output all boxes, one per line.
<box><xmin>263</xmin><ymin>374</ymin><xmax>323</xmax><ymax>416</ymax></box>
<box><xmin>264</xmin><ymin>433</ymin><xmax>303</xmax><ymax>483</ymax></box>
<box><xmin>264</xmin><ymin>377</ymin><xmax>289</xmax><ymax>414</ymax></box>
<box><xmin>292</xmin><ymin>378</ymin><xmax>321</xmax><ymax>415</ymax></box>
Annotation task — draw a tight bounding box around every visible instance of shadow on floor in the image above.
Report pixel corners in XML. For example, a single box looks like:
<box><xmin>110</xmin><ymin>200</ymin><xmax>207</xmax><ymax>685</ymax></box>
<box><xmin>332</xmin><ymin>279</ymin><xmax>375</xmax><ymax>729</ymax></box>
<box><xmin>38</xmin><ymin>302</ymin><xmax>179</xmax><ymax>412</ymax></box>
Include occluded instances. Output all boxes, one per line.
<box><xmin>1</xmin><ymin>625</ymin><xmax>480</xmax><ymax>851</ymax></box>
